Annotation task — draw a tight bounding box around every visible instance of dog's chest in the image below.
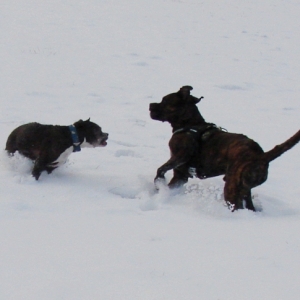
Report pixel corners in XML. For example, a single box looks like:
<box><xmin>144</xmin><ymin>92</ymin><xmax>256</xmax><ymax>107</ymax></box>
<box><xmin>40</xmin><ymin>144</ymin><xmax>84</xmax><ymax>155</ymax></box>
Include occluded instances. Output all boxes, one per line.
<box><xmin>47</xmin><ymin>146</ymin><xmax>73</xmax><ymax>167</ymax></box>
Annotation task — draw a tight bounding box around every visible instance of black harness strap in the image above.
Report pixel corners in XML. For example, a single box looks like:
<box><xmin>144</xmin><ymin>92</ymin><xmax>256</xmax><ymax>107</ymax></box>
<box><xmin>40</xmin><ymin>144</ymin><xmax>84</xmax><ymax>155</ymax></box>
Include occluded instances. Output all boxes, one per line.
<box><xmin>172</xmin><ymin>123</ymin><xmax>224</xmax><ymax>178</ymax></box>
<box><xmin>172</xmin><ymin>123</ymin><xmax>221</xmax><ymax>140</ymax></box>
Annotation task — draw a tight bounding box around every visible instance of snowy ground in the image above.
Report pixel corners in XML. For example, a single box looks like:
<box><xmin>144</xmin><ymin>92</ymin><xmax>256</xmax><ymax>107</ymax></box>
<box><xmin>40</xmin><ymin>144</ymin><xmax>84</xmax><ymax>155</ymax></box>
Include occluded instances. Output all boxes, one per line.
<box><xmin>0</xmin><ymin>0</ymin><xmax>300</xmax><ymax>299</ymax></box>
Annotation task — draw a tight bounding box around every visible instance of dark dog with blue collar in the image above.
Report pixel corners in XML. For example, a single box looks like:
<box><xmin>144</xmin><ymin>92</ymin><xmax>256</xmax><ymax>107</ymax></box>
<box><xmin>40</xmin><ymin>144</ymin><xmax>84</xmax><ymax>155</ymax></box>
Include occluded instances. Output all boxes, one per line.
<box><xmin>5</xmin><ymin>118</ymin><xmax>108</xmax><ymax>180</ymax></box>
<box><xmin>149</xmin><ymin>86</ymin><xmax>300</xmax><ymax>211</ymax></box>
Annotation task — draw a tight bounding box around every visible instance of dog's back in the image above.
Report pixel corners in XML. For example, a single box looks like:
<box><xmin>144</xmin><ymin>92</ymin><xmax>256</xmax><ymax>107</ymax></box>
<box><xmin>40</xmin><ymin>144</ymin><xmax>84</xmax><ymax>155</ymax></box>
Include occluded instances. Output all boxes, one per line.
<box><xmin>5</xmin><ymin>122</ymin><xmax>69</xmax><ymax>160</ymax></box>
<box><xmin>6</xmin><ymin>123</ymin><xmax>40</xmax><ymax>156</ymax></box>
<box><xmin>194</xmin><ymin>131</ymin><xmax>264</xmax><ymax>177</ymax></box>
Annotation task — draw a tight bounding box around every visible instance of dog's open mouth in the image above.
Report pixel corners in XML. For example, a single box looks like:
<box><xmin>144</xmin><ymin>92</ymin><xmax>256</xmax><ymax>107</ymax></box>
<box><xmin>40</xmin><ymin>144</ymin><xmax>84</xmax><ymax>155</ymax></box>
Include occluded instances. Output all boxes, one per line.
<box><xmin>100</xmin><ymin>137</ymin><xmax>108</xmax><ymax>146</ymax></box>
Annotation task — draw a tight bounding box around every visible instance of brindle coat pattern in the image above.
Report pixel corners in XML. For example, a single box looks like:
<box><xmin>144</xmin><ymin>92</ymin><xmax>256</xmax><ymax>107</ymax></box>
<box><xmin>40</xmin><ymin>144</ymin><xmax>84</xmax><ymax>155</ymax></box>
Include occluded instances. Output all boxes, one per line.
<box><xmin>149</xmin><ymin>86</ymin><xmax>300</xmax><ymax>211</ymax></box>
<box><xmin>6</xmin><ymin>119</ymin><xmax>108</xmax><ymax>180</ymax></box>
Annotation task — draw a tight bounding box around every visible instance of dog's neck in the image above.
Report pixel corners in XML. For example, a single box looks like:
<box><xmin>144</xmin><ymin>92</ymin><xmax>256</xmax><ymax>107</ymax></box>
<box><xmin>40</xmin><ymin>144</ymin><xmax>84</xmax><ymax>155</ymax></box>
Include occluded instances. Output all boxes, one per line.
<box><xmin>69</xmin><ymin>125</ymin><xmax>81</xmax><ymax>152</ymax></box>
<box><xmin>170</xmin><ymin>108</ymin><xmax>206</xmax><ymax>132</ymax></box>
<box><xmin>69</xmin><ymin>124</ymin><xmax>97</xmax><ymax>150</ymax></box>
<box><xmin>171</xmin><ymin>118</ymin><xmax>206</xmax><ymax>133</ymax></box>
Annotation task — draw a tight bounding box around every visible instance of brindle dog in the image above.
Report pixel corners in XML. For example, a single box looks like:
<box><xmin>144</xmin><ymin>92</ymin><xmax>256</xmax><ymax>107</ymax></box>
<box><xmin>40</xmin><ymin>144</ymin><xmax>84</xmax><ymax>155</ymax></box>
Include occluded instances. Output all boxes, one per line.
<box><xmin>149</xmin><ymin>86</ymin><xmax>300</xmax><ymax>211</ymax></box>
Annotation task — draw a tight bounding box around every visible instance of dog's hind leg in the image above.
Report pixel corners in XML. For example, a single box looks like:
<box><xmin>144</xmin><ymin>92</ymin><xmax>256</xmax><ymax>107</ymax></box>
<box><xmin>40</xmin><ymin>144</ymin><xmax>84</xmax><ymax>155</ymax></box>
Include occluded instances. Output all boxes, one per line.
<box><xmin>244</xmin><ymin>190</ymin><xmax>256</xmax><ymax>211</ymax></box>
<box><xmin>224</xmin><ymin>181</ymin><xmax>256</xmax><ymax>212</ymax></box>
<box><xmin>5</xmin><ymin>142</ymin><xmax>17</xmax><ymax>156</ymax></box>
<box><xmin>223</xmin><ymin>177</ymin><xmax>244</xmax><ymax>211</ymax></box>
<box><xmin>5</xmin><ymin>133</ymin><xmax>17</xmax><ymax>154</ymax></box>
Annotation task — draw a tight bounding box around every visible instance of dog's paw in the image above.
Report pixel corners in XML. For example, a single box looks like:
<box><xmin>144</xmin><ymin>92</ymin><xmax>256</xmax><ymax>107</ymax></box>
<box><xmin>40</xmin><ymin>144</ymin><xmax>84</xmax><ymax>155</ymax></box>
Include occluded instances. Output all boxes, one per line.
<box><xmin>226</xmin><ymin>201</ymin><xmax>236</xmax><ymax>212</ymax></box>
<box><xmin>154</xmin><ymin>176</ymin><xmax>166</xmax><ymax>190</ymax></box>
<box><xmin>31</xmin><ymin>170</ymin><xmax>41</xmax><ymax>181</ymax></box>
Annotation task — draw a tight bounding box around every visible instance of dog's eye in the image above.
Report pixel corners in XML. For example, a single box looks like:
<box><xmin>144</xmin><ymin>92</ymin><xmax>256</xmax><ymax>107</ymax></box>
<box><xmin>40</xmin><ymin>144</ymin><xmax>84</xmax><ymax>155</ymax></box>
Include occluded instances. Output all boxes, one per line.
<box><xmin>166</xmin><ymin>105</ymin><xmax>176</xmax><ymax>111</ymax></box>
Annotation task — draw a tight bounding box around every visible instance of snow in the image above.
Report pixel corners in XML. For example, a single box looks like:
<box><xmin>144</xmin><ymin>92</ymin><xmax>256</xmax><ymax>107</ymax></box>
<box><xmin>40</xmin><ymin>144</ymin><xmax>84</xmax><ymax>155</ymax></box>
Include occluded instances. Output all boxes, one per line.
<box><xmin>0</xmin><ymin>0</ymin><xmax>300</xmax><ymax>299</ymax></box>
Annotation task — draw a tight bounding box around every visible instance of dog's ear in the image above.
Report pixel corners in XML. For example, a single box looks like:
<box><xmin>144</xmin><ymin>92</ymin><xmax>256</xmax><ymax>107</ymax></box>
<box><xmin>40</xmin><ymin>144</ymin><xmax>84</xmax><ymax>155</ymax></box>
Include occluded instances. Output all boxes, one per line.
<box><xmin>178</xmin><ymin>86</ymin><xmax>203</xmax><ymax>104</ymax></box>
<box><xmin>76</xmin><ymin>118</ymin><xmax>90</xmax><ymax>124</ymax></box>
<box><xmin>178</xmin><ymin>86</ymin><xmax>193</xmax><ymax>100</ymax></box>
<box><xmin>191</xmin><ymin>96</ymin><xmax>204</xmax><ymax>104</ymax></box>
<box><xmin>74</xmin><ymin>119</ymin><xmax>85</xmax><ymax>128</ymax></box>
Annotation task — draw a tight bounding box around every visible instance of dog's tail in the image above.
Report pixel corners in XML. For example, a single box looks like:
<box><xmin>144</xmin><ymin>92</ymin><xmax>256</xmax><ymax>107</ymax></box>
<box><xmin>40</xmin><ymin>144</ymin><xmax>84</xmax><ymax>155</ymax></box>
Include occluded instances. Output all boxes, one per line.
<box><xmin>263</xmin><ymin>130</ymin><xmax>300</xmax><ymax>162</ymax></box>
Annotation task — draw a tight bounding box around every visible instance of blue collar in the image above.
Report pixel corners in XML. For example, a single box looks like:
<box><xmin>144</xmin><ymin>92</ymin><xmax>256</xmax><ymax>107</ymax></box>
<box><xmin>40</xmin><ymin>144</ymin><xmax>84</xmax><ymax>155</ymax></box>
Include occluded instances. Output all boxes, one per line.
<box><xmin>69</xmin><ymin>125</ymin><xmax>81</xmax><ymax>152</ymax></box>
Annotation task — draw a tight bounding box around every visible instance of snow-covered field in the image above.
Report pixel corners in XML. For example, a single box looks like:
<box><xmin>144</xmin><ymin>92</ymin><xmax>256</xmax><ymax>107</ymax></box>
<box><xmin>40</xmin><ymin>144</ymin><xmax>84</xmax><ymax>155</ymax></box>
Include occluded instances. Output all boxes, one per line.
<box><xmin>1</xmin><ymin>0</ymin><xmax>300</xmax><ymax>299</ymax></box>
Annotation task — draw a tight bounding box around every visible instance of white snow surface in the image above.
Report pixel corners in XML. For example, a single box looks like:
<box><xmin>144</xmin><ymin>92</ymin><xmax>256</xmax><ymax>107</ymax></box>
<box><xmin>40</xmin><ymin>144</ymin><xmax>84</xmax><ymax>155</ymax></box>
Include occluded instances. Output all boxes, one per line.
<box><xmin>1</xmin><ymin>1</ymin><xmax>300</xmax><ymax>299</ymax></box>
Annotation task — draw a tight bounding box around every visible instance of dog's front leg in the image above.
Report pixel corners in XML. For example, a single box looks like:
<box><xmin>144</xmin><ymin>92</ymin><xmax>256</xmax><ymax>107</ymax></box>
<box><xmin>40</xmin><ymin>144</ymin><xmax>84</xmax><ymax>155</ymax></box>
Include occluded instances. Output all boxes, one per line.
<box><xmin>32</xmin><ymin>156</ymin><xmax>50</xmax><ymax>180</ymax></box>
<box><xmin>32</xmin><ymin>159</ymin><xmax>43</xmax><ymax>180</ymax></box>
<box><xmin>168</xmin><ymin>165</ymin><xmax>190</xmax><ymax>189</ymax></box>
<box><xmin>155</xmin><ymin>158</ymin><xmax>181</xmax><ymax>180</ymax></box>
<box><xmin>155</xmin><ymin>157</ymin><xmax>189</xmax><ymax>189</ymax></box>
<box><xmin>155</xmin><ymin>133</ymin><xmax>195</xmax><ymax>189</ymax></box>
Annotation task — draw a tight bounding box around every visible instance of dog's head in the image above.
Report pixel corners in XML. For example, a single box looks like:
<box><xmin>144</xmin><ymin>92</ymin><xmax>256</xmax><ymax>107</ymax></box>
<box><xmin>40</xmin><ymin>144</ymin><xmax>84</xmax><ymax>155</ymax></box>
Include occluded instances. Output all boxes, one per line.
<box><xmin>149</xmin><ymin>86</ymin><xmax>205</xmax><ymax>127</ymax></box>
<box><xmin>74</xmin><ymin>119</ymin><xmax>108</xmax><ymax>147</ymax></box>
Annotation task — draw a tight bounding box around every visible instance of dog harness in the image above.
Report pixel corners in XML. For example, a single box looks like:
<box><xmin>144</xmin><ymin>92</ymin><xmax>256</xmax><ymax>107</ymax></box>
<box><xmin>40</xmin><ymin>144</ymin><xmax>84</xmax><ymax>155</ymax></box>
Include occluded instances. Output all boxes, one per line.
<box><xmin>68</xmin><ymin>125</ymin><xmax>81</xmax><ymax>152</ymax></box>
<box><xmin>172</xmin><ymin>123</ymin><xmax>226</xmax><ymax>178</ymax></box>
<box><xmin>172</xmin><ymin>123</ymin><xmax>223</xmax><ymax>140</ymax></box>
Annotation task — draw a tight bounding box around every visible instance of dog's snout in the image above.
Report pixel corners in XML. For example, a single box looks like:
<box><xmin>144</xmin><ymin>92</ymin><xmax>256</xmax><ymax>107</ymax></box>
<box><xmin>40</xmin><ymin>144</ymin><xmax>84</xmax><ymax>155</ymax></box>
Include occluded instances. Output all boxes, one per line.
<box><xmin>149</xmin><ymin>103</ymin><xmax>159</xmax><ymax>111</ymax></box>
